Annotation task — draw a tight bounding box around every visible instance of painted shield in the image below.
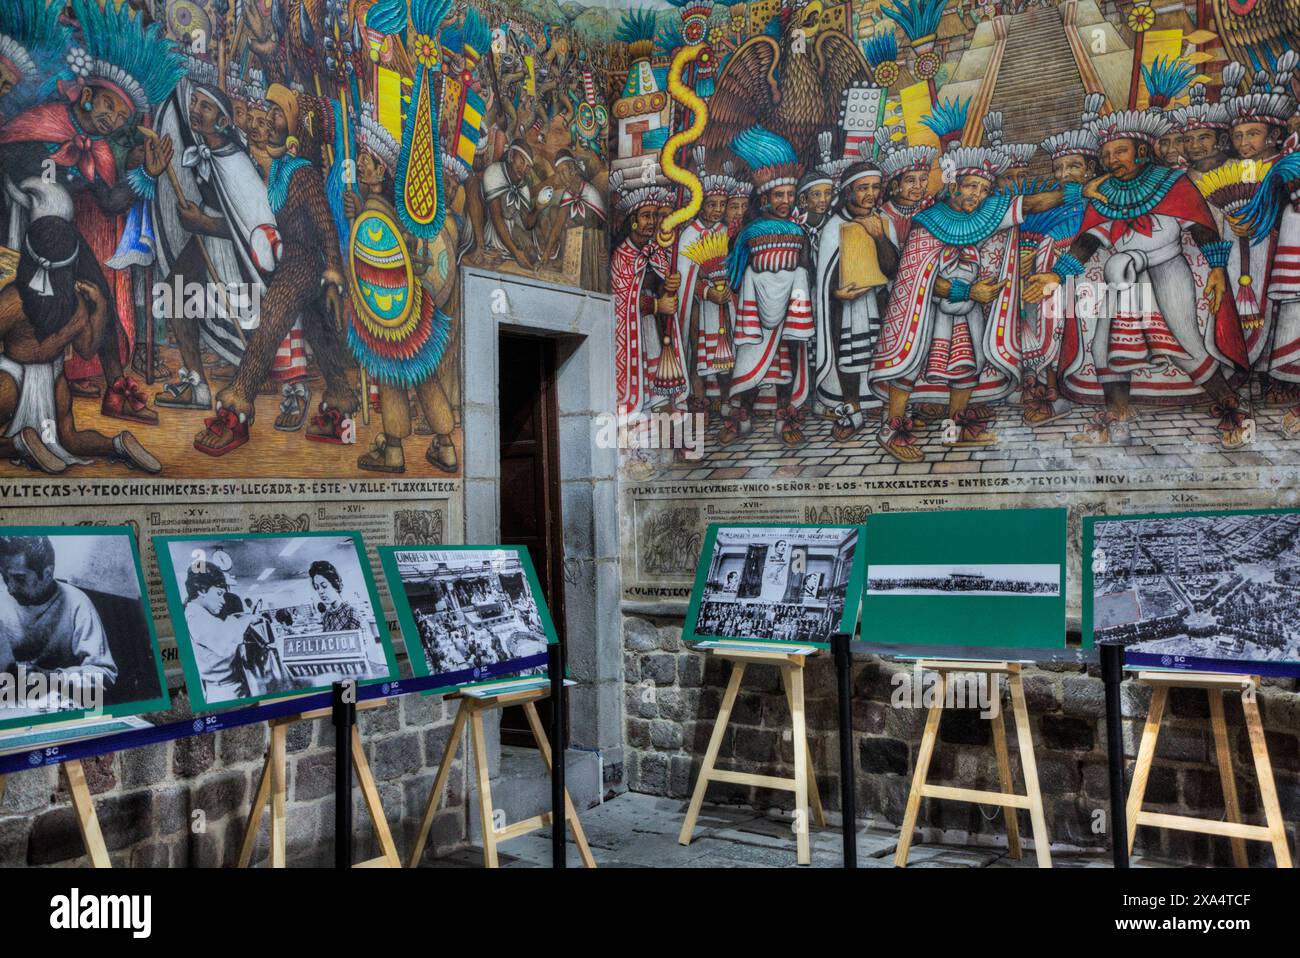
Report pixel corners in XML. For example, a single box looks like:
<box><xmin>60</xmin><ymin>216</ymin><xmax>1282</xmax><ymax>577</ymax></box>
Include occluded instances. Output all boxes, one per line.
<box><xmin>348</xmin><ymin>207</ymin><xmax>417</xmax><ymax>333</ymax></box>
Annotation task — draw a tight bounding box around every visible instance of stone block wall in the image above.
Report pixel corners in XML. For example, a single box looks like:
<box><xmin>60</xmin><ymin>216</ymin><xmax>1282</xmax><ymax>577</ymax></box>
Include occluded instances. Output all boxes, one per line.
<box><xmin>623</xmin><ymin>615</ymin><xmax>1300</xmax><ymax>865</ymax></box>
<box><xmin>0</xmin><ymin>691</ymin><xmax>468</xmax><ymax>867</ymax></box>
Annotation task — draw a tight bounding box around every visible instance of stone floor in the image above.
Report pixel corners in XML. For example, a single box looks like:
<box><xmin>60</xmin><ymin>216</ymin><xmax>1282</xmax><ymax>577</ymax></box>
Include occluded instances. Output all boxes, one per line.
<box><xmin>646</xmin><ymin>401</ymin><xmax>1300</xmax><ymax>481</ymax></box>
<box><xmin>432</xmin><ymin>790</ymin><xmax>1170</xmax><ymax>868</ymax></box>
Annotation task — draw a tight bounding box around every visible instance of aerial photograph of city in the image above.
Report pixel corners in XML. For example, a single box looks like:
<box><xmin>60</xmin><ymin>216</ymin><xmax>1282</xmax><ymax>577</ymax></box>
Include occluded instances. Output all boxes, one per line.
<box><xmin>1091</xmin><ymin>512</ymin><xmax>1300</xmax><ymax>672</ymax></box>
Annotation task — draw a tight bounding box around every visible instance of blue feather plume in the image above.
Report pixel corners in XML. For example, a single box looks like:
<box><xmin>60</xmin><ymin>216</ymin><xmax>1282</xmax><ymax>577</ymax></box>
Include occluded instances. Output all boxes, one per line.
<box><xmin>66</xmin><ymin>0</ymin><xmax>185</xmax><ymax>110</ymax></box>
<box><xmin>1236</xmin><ymin>152</ymin><xmax>1300</xmax><ymax>245</ymax></box>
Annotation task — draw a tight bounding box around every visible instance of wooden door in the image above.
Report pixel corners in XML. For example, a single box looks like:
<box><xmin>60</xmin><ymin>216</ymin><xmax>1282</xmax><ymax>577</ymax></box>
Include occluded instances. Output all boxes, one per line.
<box><xmin>498</xmin><ymin>332</ymin><xmax>566</xmax><ymax>747</ymax></box>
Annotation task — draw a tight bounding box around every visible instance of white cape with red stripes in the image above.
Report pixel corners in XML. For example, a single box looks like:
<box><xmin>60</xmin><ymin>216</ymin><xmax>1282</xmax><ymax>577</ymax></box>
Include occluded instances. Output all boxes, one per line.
<box><xmin>729</xmin><ymin>264</ymin><xmax>814</xmax><ymax>405</ymax></box>
<box><xmin>1266</xmin><ymin>200</ymin><xmax>1300</xmax><ymax>382</ymax></box>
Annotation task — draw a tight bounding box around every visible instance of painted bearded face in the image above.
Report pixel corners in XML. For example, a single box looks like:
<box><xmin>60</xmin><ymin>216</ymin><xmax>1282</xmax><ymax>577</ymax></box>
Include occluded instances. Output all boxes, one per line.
<box><xmin>1052</xmin><ymin>154</ymin><xmax>1093</xmax><ymax>184</ymax></box>
<box><xmin>630</xmin><ymin>206</ymin><xmax>658</xmax><ymax>244</ymax></box>
<box><xmin>81</xmin><ymin>85</ymin><xmax>133</xmax><ymax>136</ymax></box>
<box><xmin>949</xmin><ymin>174</ymin><xmax>993</xmax><ymax>212</ymax></box>
<box><xmin>1101</xmin><ymin>138</ymin><xmax>1145</xmax><ymax>178</ymax></box>
<box><xmin>766</xmin><ymin>184</ymin><xmax>796</xmax><ymax>219</ymax></box>
<box><xmin>849</xmin><ymin>176</ymin><xmax>881</xmax><ymax>210</ymax></box>
<box><xmin>1182</xmin><ymin>128</ymin><xmax>1225</xmax><ymax>165</ymax></box>
<box><xmin>896</xmin><ymin>170</ymin><xmax>929</xmax><ymax>203</ymax></box>
<box><xmin>1155</xmin><ymin>130</ymin><xmax>1184</xmax><ymax>165</ymax></box>
<box><xmin>1231</xmin><ymin>122</ymin><xmax>1280</xmax><ymax>160</ymax></box>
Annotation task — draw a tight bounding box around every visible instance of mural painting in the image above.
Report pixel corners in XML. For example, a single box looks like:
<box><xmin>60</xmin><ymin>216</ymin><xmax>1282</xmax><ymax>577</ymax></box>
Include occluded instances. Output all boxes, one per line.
<box><xmin>611</xmin><ymin>0</ymin><xmax>1300</xmax><ymax>613</ymax></box>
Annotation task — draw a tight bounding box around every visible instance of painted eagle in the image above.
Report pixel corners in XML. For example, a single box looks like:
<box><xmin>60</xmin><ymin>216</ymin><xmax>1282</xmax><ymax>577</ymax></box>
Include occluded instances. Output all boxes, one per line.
<box><xmin>700</xmin><ymin>0</ymin><xmax>872</xmax><ymax>167</ymax></box>
<box><xmin>1211</xmin><ymin>0</ymin><xmax>1300</xmax><ymax>71</ymax></box>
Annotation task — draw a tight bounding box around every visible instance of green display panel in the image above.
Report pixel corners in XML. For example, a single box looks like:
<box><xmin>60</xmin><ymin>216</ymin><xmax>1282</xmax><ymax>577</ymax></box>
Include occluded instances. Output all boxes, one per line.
<box><xmin>0</xmin><ymin>527</ymin><xmax>169</xmax><ymax>732</ymax></box>
<box><xmin>379</xmin><ymin>544</ymin><xmax>559</xmax><ymax>693</ymax></box>
<box><xmin>860</xmin><ymin>508</ymin><xmax>1067</xmax><ymax>654</ymax></box>
<box><xmin>683</xmin><ymin>524</ymin><xmax>865</xmax><ymax>650</ymax></box>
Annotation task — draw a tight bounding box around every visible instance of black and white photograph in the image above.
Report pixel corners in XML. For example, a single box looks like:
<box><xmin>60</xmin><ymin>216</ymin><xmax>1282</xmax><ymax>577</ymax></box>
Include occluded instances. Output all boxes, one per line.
<box><xmin>867</xmin><ymin>563</ymin><xmax>1062</xmax><ymax>597</ymax></box>
<box><xmin>1090</xmin><ymin>512</ymin><xmax>1300</xmax><ymax>675</ymax></box>
<box><xmin>0</xmin><ymin>529</ymin><xmax>167</xmax><ymax>731</ymax></box>
<box><xmin>158</xmin><ymin>534</ymin><xmax>395</xmax><ymax>709</ymax></box>
<box><xmin>689</xmin><ymin>526</ymin><xmax>861</xmax><ymax>646</ymax></box>
<box><xmin>383</xmin><ymin>547</ymin><xmax>553</xmax><ymax>684</ymax></box>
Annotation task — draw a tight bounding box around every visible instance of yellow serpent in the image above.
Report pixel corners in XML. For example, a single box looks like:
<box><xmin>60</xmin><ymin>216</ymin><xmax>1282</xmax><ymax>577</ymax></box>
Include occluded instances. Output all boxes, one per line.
<box><xmin>657</xmin><ymin>42</ymin><xmax>710</xmax><ymax>247</ymax></box>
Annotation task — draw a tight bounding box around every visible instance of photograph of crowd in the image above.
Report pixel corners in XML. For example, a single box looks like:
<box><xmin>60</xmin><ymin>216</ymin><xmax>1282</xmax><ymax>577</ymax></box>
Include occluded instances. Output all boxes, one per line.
<box><xmin>868</xmin><ymin>563</ymin><xmax>1061</xmax><ymax>596</ymax></box>
<box><xmin>0</xmin><ymin>529</ymin><xmax>167</xmax><ymax>730</ymax></box>
<box><xmin>383</xmin><ymin>546</ymin><xmax>553</xmax><ymax>685</ymax></box>
<box><xmin>1090</xmin><ymin>511</ymin><xmax>1300</xmax><ymax>676</ymax></box>
<box><xmin>158</xmin><ymin>533</ymin><xmax>394</xmax><ymax>709</ymax></box>
<box><xmin>688</xmin><ymin>525</ymin><xmax>860</xmax><ymax>646</ymax></box>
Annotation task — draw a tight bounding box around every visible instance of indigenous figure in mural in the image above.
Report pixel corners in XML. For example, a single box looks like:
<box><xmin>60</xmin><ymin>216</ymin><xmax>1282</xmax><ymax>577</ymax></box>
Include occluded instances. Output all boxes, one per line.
<box><xmin>812</xmin><ymin>161</ymin><xmax>899</xmax><ymax>440</ymax></box>
<box><xmin>1024</xmin><ymin>110</ymin><xmax>1250</xmax><ymax>449</ymax></box>
<box><xmin>150</xmin><ymin>74</ymin><xmax>280</xmax><ymax>413</ymax></box>
<box><xmin>192</xmin><ymin>83</ymin><xmax>356</xmax><ymax>455</ymax></box>
<box><xmin>878</xmin><ymin>141</ymin><xmax>937</xmax><ymax>250</ymax></box>
<box><xmin>671</xmin><ymin>149</ymin><xmax>732</xmax><ymax>417</ymax></box>
<box><xmin>1018</xmin><ymin>94</ymin><xmax>1104</xmax><ymax>427</ymax></box>
<box><xmin>0</xmin><ymin>0</ymin><xmax>184</xmax><ymax>422</ymax></box>
<box><xmin>722</xmin><ymin>126</ymin><xmax>813</xmax><ymax>447</ymax></box>
<box><xmin>0</xmin><ymin>202</ymin><xmax>159</xmax><ymax>473</ymax></box>
<box><xmin>343</xmin><ymin>107</ymin><xmax>458</xmax><ymax>475</ymax></box>
<box><xmin>610</xmin><ymin>169</ymin><xmax>673</xmax><ymax>418</ymax></box>
<box><xmin>1218</xmin><ymin>55</ymin><xmax>1298</xmax><ymax>403</ymax></box>
<box><xmin>869</xmin><ymin>134</ymin><xmax>1064</xmax><ymax>462</ymax></box>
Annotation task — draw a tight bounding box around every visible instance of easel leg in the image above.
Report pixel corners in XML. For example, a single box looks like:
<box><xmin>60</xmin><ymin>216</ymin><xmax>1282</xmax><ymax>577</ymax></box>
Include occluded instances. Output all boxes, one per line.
<box><xmin>989</xmin><ymin>682</ymin><xmax>1023</xmax><ymax>860</ymax></box>
<box><xmin>1009</xmin><ymin>671</ymin><xmax>1051</xmax><ymax>868</ymax></box>
<box><xmin>781</xmin><ymin>664</ymin><xmax>825</xmax><ymax>828</ymax></box>
<box><xmin>1126</xmin><ymin>684</ymin><xmax>1167</xmax><ymax>855</ymax></box>
<box><xmin>64</xmin><ymin>760</ymin><xmax>110</xmax><ymax>868</ymax></box>
<box><xmin>469</xmin><ymin>706</ymin><xmax>499</xmax><ymax>868</ymax></box>
<box><xmin>1242</xmin><ymin>687</ymin><xmax>1294</xmax><ymax>868</ymax></box>
<box><xmin>894</xmin><ymin>672</ymin><xmax>946</xmax><ymax>868</ymax></box>
<box><xmin>679</xmin><ymin>661</ymin><xmax>746</xmax><ymax>846</ymax></box>
<box><xmin>407</xmin><ymin>700</ymin><xmax>469</xmax><ymax>867</ymax></box>
<box><xmin>523</xmin><ymin>701</ymin><xmax>597</xmax><ymax>868</ymax></box>
<box><xmin>1208</xmin><ymin>689</ymin><xmax>1248</xmax><ymax>867</ymax></box>
<box><xmin>788</xmin><ymin>664</ymin><xmax>811</xmax><ymax>866</ymax></box>
<box><xmin>237</xmin><ymin>747</ymin><xmax>273</xmax><ymax>867</ymax></box>
<box><xmin>350</xmin><ymin>726</ymin><xmax>400</xmax><ymax>867</ymax></box>
<box><xmin>269</xmin><ymin>722</ymin><xmax>287</xmax><ymax>868</ymax></box>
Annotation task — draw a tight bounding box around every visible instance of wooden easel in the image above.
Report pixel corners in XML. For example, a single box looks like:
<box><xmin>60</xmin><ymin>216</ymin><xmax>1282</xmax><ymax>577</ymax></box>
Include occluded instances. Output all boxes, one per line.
<box><xmin>894</xmin><ymin>660</ymin><xmax>1051</xmax><ymax>867</ymax></box>
<box><xmin>679</xmin><ymin>645</ymin><xmax>826</xmax><ymax>865</ymax></box>
<box><xmin>1126</xmin><ymin>670</ymin><xmax>1292</xmax><ymax>868</ymax></box>
<box><xmin>237</xmin><ymin>698</ymin><xmax>399</xmax><ymax>868</ymax></box>
<box><xmin>408</xmin><ymin>683</ymin><xmax>596</xmax><ymax>868</ymax></box>
<box><xmin>0</xmin><ymin>760</ymin><xmax>111</xmax><ymax>867</ymax></box>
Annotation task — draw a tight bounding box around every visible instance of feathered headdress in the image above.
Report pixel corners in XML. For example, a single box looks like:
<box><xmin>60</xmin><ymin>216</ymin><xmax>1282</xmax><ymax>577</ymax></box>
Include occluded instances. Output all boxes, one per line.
<box><xmin>1041</xmin><ymin>93</ymin><xmax>1103</xmax><ymax>159</ymax></box>
<box><xmin>731</xmin><ymin>125</ymin><xmax>802</xmax><ymax>194</ymax></box>
<box><xmin>1223</xmin><ymin>53</ymin><xmax>1298</xmax><ymax>130</ymax></box>
<box><xmin>937</xmin><ymin>111</ymin><xmax>1009</xmax><ymax>181</ymax></box>
<box><xmin>62</xmin><ymin>0</ymin><xmax>185</xmax><ymax>113</ymax></box>
<box><xmin>1088</xmin><ymin>108</ymin><xmax>1172</xmax><ymax>147</ymax></box>
<box><xmin>1141</xmin><ymin>55</ymin><xmax>1195</xmax><ymax>110</ymax></box>
<box><xmin>1172</xmin><ymin>83</ymin><xmax>1229</xmax><ymax>133</ymax></box>
<box><xmin>611</xmin><ymin>168</ymin><xmax>670</xmax><ymax>215</ymax></box>
<box><xmin>920</xmin><ymin>97</ymin><xmax>970</xmax><ymax>150</ymax></box>
<box><xmin>0</xmin><ymin>0</ymin><xmax>69</xmax><ymax>114</ymax></box>
<box><xmin>723</xmin><ymin>160</ymin><xmax>751</xmax><ymax>199</ymax></box>
<box><xmin>693</xmin><ymin>146</ymin><xmax>731</xmax><ymax>197</ymax></box>
<box><xmin>879</xmin><ymin>136</ymin><xmax>937</xmax><ymax>182</ymax></box>
<box><xmin>983</xmin><ymin>111</ymin><xmax>1035</xmax><ymax>169</ymax></box>
<box><xmin>356</xmin><ymin>102</ymin><xmax>400</xmax><ymax>171</ymax></box>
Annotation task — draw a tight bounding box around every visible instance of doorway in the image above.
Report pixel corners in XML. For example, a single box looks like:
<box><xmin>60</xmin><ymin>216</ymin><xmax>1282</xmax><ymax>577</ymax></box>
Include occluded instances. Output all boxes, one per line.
<box><xmin>497</xmin><ymin>331</ymin><xmax>567</xmax><ymax>747</ymax></box>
